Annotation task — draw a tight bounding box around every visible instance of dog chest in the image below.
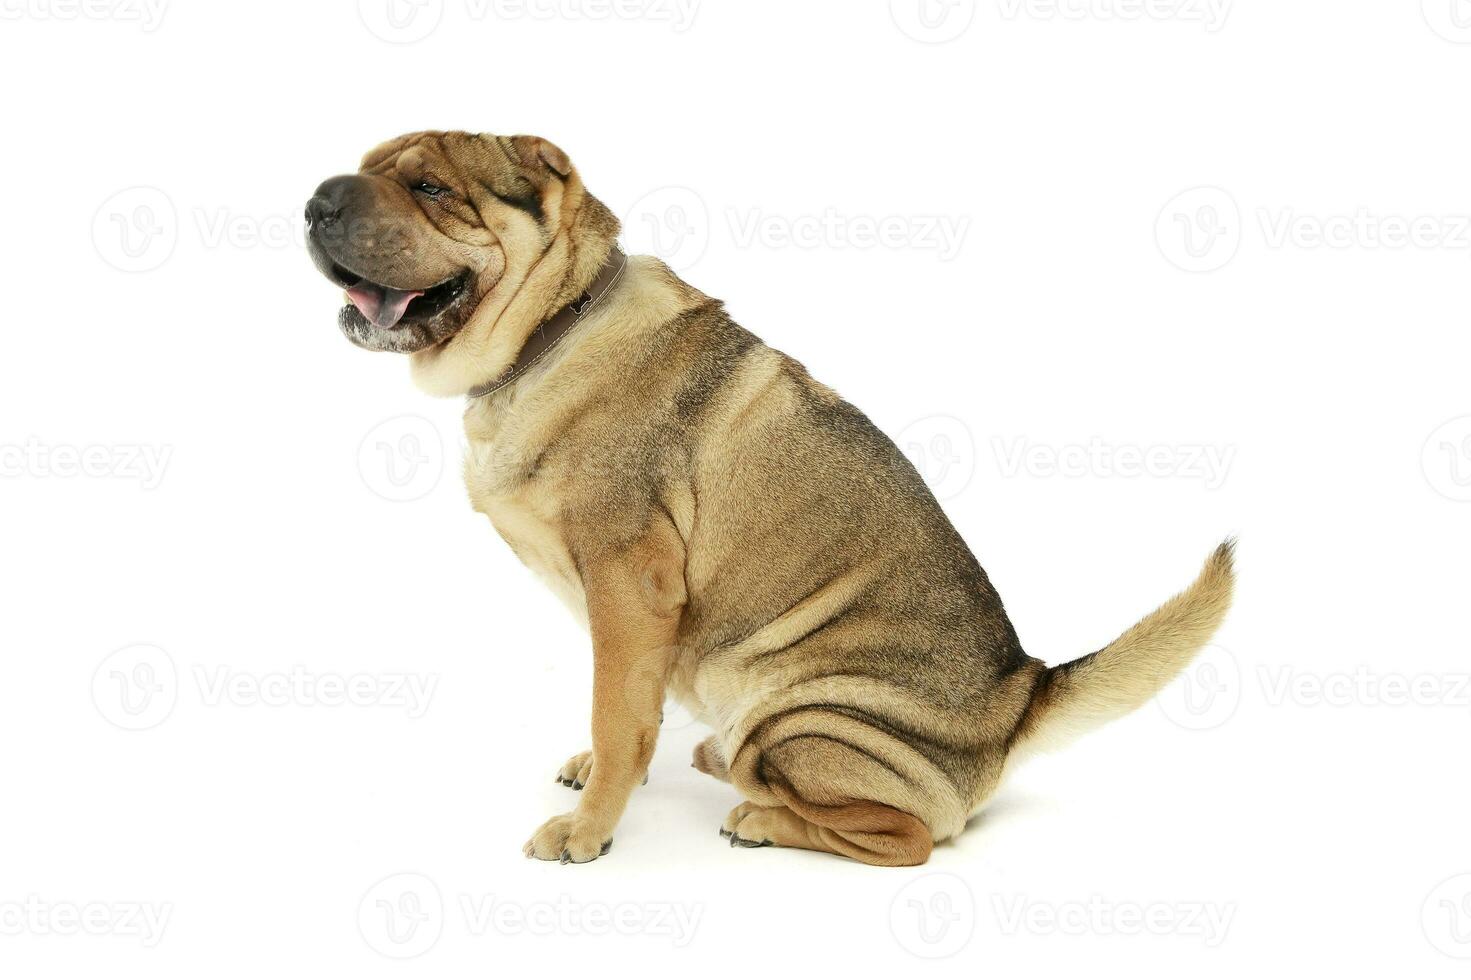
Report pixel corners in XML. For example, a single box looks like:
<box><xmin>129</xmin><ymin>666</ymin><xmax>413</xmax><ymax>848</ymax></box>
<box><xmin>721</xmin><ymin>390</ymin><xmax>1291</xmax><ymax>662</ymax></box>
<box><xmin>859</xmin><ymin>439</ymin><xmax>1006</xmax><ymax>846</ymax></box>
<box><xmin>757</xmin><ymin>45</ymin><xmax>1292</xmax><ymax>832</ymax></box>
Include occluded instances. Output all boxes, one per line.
<box><xmin>467</xmin><ymin>464</ymin><xmax>589</xmax><ymax>628</ymax></box>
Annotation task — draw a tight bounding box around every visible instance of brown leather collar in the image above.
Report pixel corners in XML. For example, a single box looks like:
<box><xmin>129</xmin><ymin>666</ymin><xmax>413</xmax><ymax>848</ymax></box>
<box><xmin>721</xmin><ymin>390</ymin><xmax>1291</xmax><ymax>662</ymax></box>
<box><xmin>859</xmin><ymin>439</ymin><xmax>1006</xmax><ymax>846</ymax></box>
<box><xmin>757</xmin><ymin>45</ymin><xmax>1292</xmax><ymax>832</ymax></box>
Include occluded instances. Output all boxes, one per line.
<box><xmin>466</xmin><ymin>246</ymin><xmax>628</xmax><ymax>399</ymax></box>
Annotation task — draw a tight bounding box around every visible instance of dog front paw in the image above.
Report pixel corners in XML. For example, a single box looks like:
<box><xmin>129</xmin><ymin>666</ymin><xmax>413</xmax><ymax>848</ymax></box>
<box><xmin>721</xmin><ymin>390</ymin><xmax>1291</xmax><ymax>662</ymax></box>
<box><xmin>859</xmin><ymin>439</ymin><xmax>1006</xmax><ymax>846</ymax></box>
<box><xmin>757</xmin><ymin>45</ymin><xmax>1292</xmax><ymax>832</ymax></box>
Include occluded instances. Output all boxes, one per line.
<box><xmin>552</xmin><ymin>750</ymin><xmax>647</xmax><ymax>790</ymax></box>
<box><xmin>691</xmin><ymin>736</ymin><xmax>729</xmax><ymax>781</ymax></box>
<box><xmin>523</xmin><ymin>813</ymin><xmax>613</xmax><ymax>864</ymax></box>
<box><xmin>554</xmin><ymin>750</ymin><xmax>594</xmax><ymax>789</ymax></box>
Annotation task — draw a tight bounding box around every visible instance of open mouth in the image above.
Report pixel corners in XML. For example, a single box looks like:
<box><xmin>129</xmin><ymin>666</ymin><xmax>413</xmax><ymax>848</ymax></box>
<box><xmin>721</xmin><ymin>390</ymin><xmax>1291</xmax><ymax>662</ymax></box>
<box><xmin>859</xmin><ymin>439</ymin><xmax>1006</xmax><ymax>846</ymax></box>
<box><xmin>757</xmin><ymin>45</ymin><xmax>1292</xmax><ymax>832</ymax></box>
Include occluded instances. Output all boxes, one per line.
<box><xmin>322</xmin><ymin>260</ymin><xmax>470</xmax><ymax>330</ymax></box>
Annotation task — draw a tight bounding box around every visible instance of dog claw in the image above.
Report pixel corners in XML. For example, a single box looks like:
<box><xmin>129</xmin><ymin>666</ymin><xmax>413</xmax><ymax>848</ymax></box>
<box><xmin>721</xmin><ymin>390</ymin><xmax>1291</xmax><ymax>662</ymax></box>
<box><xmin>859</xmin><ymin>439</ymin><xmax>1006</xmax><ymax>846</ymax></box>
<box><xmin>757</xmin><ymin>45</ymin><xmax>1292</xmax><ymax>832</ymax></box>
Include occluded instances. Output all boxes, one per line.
<box><xmin>556</xmin><ymin>839</ymin><xmax>613</xmax><ymax>865</ymax></box>
<box><xmin>728</xmin><ymin>833</ymin><xmax>770</xmax><ymax>849</ymax></box>
<box><xmin>571</xmin><ymin>781</ymin><xmax>584</xmax><ymax>790</ymax></box>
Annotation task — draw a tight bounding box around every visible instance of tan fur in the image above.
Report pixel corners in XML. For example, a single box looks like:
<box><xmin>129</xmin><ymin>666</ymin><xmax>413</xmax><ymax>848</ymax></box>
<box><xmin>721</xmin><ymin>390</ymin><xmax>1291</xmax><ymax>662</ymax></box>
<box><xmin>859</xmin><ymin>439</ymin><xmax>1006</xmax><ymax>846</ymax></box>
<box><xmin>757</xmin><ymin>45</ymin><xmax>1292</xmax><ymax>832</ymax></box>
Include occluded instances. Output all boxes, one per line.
<box><xmin>312</xmin><ymin>131</ymin><xmax>1236</xmax><ymax>866</ymax></box>
<box><xmin>722</xmin><ymin>797</ymin><xmax>934</xmax><ymax>867</ymax></box>
<box><xmin>1010</xmin><ymin>541</ymin><xmax>1237</xmax><ymax>759</ymax></box>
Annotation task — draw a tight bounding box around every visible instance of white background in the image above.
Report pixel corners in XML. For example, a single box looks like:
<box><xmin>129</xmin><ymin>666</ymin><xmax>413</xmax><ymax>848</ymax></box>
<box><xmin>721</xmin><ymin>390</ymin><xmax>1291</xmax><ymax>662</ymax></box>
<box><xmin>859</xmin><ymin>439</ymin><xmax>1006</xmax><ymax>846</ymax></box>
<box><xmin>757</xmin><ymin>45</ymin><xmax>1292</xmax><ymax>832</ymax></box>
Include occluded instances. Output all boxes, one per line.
<box><xmin>2</xmin><ymin>0</ymin><xmax>1468</xmax><ymax>975</ymax></box>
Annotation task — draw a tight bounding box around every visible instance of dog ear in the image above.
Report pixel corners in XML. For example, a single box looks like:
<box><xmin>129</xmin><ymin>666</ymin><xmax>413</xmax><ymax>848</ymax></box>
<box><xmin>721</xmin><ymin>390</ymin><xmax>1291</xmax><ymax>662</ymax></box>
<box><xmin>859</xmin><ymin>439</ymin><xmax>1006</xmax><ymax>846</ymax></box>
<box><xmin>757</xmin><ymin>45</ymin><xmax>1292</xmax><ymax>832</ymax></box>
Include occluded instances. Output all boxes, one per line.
<box><xmin>509</xmin><ymin>135</ymin><xmax>573</xmax><ymax>178</ymax></box>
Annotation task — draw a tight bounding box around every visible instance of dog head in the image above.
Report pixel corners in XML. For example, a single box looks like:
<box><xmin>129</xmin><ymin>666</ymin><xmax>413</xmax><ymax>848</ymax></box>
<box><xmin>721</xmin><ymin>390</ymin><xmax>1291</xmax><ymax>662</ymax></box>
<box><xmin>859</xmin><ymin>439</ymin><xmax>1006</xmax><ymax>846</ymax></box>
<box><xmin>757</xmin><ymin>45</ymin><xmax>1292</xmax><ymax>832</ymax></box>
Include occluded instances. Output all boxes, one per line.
<box><xmin>305</xmin><ymin>130</ymin><xmax>618</xmax><ymax>393</ymax></box>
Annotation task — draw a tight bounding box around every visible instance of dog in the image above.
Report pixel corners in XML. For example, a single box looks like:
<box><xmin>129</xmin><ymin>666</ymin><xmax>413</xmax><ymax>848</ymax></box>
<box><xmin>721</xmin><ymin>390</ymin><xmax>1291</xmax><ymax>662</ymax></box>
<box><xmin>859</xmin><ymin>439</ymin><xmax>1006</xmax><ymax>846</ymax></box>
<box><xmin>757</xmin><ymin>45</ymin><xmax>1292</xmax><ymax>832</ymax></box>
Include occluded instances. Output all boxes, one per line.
<box><xmin>305</xmin><ymin>131</ymin><xmax>1234</xmax><ymax>866</ymax></box>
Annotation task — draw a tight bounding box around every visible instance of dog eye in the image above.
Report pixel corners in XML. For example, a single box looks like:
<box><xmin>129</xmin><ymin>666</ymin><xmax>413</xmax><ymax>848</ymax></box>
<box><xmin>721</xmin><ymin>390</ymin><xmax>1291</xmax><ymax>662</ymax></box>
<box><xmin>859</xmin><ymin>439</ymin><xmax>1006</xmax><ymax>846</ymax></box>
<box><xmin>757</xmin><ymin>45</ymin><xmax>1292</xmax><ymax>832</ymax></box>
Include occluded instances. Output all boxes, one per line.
<box><xmin>412</xmin><ymin>181</ymin><xmax>447</xmax><ymax>198</ymax></box>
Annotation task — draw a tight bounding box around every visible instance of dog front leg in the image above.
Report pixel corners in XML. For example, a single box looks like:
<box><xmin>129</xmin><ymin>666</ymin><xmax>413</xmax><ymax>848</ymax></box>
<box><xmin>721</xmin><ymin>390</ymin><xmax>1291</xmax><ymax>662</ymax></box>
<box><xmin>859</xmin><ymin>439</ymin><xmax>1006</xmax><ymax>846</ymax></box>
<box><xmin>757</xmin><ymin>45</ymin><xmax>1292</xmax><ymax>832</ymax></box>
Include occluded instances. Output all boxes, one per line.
<box><xmin>523</xmin><ymin>520</ymin><xmax>686</xmax><ymax>863</ymax></box>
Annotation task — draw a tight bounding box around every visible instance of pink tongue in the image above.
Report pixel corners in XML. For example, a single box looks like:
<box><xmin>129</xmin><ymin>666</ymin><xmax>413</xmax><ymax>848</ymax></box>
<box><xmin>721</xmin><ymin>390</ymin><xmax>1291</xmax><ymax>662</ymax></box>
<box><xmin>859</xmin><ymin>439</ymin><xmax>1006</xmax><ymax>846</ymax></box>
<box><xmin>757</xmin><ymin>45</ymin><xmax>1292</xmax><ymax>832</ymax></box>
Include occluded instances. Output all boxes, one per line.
<box><xmin>346</xmin><ymin>282</ymin><xmax>423</xmax><ymax>330</ymax></box>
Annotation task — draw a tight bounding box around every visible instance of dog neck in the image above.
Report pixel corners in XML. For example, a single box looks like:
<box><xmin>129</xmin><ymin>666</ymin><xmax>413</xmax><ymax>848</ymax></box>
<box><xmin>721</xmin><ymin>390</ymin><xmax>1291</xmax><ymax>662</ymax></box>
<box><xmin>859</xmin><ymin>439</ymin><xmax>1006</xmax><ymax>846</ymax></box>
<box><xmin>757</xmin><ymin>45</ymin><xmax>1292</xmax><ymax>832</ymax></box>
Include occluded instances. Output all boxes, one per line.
<box><xmin>464</xmin><ymin>245</ymin><xmax>628</xmax><ymax>400</ymax></box>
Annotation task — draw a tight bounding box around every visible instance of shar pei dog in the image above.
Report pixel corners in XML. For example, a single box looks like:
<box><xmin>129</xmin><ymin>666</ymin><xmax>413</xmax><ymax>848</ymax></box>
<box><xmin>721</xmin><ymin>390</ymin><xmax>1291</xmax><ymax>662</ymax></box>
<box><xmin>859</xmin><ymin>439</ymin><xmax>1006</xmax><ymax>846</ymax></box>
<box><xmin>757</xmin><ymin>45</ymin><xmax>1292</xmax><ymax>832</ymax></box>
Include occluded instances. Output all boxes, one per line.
<box><xmin>304</xmin><ymin>131</ymin><xmax>1234</xmax><ymax>866</ymax></box>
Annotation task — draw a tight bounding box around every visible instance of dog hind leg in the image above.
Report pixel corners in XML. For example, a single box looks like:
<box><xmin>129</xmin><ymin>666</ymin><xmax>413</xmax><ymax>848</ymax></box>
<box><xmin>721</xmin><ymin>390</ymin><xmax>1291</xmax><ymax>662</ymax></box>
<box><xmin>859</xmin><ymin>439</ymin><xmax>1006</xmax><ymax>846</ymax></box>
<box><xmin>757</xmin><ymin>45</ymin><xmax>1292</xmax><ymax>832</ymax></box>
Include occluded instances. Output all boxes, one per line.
<box><xmin>726</xmin><ymin>733</ymin><xmax>937</xmax><ymax>866</ymax></box>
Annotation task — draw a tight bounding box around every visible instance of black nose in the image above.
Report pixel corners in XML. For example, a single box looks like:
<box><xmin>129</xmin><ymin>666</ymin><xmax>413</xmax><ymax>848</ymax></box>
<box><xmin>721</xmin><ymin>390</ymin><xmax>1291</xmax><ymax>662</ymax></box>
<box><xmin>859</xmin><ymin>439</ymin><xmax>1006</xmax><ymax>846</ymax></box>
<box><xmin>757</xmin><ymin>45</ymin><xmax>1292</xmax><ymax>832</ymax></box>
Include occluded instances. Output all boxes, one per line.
<box><xmin>304</xmin><ymin>195</ymin><xmax>339</xmax><ymax>229</ymax></box>
<box><xmin>305</xmin><ymin>175</ymin><xmax>359</xmax><ymax>230</ymax></box>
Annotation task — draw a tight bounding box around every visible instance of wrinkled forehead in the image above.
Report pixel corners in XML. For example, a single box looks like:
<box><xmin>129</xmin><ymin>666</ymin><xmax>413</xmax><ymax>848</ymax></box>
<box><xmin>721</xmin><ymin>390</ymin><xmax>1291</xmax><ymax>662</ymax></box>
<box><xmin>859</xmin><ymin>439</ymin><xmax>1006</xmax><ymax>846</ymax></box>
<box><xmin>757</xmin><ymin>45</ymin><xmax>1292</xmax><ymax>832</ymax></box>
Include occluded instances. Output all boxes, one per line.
<box><xmin>359</xmin><ymin>131</ymin><xmax>521</xmax><ymax>181</ymax></box>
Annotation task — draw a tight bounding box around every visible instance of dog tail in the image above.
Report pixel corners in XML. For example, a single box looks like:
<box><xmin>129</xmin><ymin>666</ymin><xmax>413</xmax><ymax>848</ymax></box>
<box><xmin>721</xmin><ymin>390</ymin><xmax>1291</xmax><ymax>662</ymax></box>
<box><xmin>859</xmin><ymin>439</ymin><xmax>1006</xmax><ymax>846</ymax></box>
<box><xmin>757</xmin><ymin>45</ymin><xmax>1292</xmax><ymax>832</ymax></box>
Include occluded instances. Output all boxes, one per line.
<box><xmin>1010</xmin><ymin>539</ymin><xmax>1235</xmax><ymax>757</ymax></box>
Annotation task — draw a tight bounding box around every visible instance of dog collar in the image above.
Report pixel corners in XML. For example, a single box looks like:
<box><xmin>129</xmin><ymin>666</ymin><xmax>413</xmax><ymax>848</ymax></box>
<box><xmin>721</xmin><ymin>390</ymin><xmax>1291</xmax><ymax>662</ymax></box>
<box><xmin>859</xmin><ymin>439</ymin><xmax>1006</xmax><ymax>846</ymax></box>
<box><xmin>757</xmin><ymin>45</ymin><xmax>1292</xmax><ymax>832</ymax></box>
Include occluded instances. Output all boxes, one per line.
<box><xmin>466</xmin><ymin>246</ymin><xmax>628</xmax><ymax>399</ymax></box>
